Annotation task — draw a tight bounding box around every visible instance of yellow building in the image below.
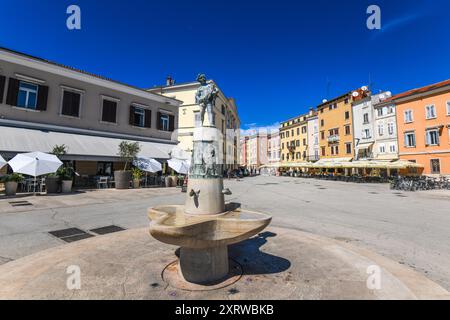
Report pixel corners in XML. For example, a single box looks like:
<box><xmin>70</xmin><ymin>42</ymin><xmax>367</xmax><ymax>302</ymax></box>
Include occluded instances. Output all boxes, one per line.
<box><xmin>317</xmin><ymin>90</ymin><xmax>364</xmax><ymax>160</ymax></box>
<box><xmin>280</xmin><ymin>113</ymin><xmax>309</xmax><ymax>166</ymax></box>
<box><xmin>149</xmin><ymin>77</ymin><xmax>240</xmax><ymax>169</ymax></box>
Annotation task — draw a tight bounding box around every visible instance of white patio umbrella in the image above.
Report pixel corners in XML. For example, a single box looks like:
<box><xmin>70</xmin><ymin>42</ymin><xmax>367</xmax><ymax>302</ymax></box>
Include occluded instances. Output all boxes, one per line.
<box><xmin>168</xmin><ymin>158</ymin><xmax>190</xmax><ymax>175</ymax></box>
<box><xmin>133</xmin><ymin>157</ymin><xmax>162</xmax><ymax>173</ymax></box>
<box><xmin>0</xmin><ymin>155</ymin><xmax>6</xmax><ymax>170</ymax></box>
<box><xmin>8</xmin><ymin>152</ymin><xmax>63</xmax><ymax>193</ymax></box>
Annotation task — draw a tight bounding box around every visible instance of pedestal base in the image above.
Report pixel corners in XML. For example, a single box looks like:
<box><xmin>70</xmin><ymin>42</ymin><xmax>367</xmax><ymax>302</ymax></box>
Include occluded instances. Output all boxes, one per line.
<box><xmin>179</xmin><ymin>246</ymin><xmax>229</xmax><ymax>284</ymax></box>
<box><xmin>185</xmin><ymin>178</ymin><xmax>225</xmax><ymax>215</ymax></box>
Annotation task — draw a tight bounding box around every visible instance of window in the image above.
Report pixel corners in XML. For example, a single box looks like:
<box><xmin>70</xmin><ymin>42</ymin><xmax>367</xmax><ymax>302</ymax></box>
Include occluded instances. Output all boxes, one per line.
<box><xmin>302</xmin><ymin>126</ymin><xmax>307</xmax><ymax>134</ymax></box>
<box><xmin>377</xmin><ymin>108</ymin><xmax>383</xmax><ymax>117</ymax></box>
<box><xmin>379</xmin><ymin>144</ymin><xmax>386</xmax><ymax>153</ymax></box>
<box><xmin>345</xmin><ymin>125</ymin><xmax>351</xmax><ymax>135</ymax></box>
<box><xmin>101</xmin><ymin>98</ymin><xmax>117</xmax><ymax>123</ymax></box>
<box><xmin>296</xmin><ymin>140</ymin><xmax>300</xmax><ymax>147</ymax></box>
<box><xmin>286</xmin><ymin>131</ymin><xmax>290</xmax><ymax>138</ymax></box>
<box><xmin>425</xmin><ymin>105</ymin><xmax>436</xmax><ymax>119</ymax></box>
<box><xmin>221</xmin><ymin>105</ymin><xmax>226</xmax><ymax>115</ymax></box>
<box><xmin>158</xmin><ymin>112</ymin><xmax>174</xmax><ymax>132</ymax></box>
<box><xmin>426</xmin><ymin>129</ymin><xmax>440</xmax><ymax>146</ymax></box>
<box><xmin>389</xmin><ymin>144</ymin><xmax>396</xmax><ymax>153</ymax></box>
<box><xmin>321</xmin><ymin>147</ymin><xmax>326</xmax><ymax>156</ymax></box>
<box><xmin>17</xmin><ymin>81</ymin><xmax>38</xmax><ymax>109</ymax></box>
<box><xmin>388</xmin><ymin>122</ymin><xmax>395</xmax><ymax>135</ymax></box>
<box><xmin>345</xmin><ymin>111</ymin><xmax>350</xmax><ymax>120</ymax></box>
<box><xmin>404</xmin><ymin>110</ymin><xmax>413</xmax><ymax>123</ymax></box>
<box><xmin>296</xmin><ymin>152</ymin><xmax>301</xmax><ymax>160</ymax></box>
<box><xmin>346</xmin><ymin>143</ymin><xmax>352</xmax><ymax>154</ymax></box>
<box><xmin>344</xmin><ymin>98</ymin><xmax>349</xmax><ymax>104</ymax></box>
<box><xmin>281</xmin><ymin>143</ymin><xmax>284</xmax><ymax>149</ymax></box>
<box><xmin>378</xmin><ymin>124</ymin><xmax>384</xmax><ymax>136</ymax></box>
<box><xmin>320</xmin><ymin>119</ymin><xmax>324</xmax><ymax>127</ymax></box>
<box><xmin>303</xmin><ymin>138</ymin><xmax>307</xmax><ymax>146</ymax></box>
<box><xmin>331</xmin><ymin>145</ymin><xmax>339</xmax><ymax>155</ymax></box>
<box><xmin>363</xmin><ymin>113</ymin><xmax>369</xmax><ymax>124</ymax></box>
<box><xmin>447</xmin><ymin>101</ymin><xmax>450</xmax><ymax>115</ymax></box>
<box><xmin>431</xmin><ymin>159</ymin><xmax>441</xmax><ymax>174</ymax></box>
<box><xmin>134</xmin><ymin>108</ymin><xmax>145</xmax><ymax>127</ymax></box>
<box><xmin>321</xmin><ymin>131</ymin><xmax>325</xmax><ymax>140</ymax></box>
<box><xmin>363</xmin><ymin>129</ymin><xmax>371</xmax><ymax>139</ymax></box>
<box><xmin>297</xmin><ymin>128</ymin><xmax>300</xmax><ymax>135</ymax></box>
<box><xmin>61</xmin><ymin>89</ymin><xmax>82</xmax><ymax>117</ymax></box>
<box><xmin>404</xmin><ymin>132</ymin><xmax>416</xmax><ymax>147</ymax></box>
<box><xmin>97</xmin><ymin>162</ymin><xmax>113</xmax><ymax>176</ymax></box>
<box><xmin>130</xmin><ymin>105</ymin><xmax>151</xmax><ymax>128</ymax></box>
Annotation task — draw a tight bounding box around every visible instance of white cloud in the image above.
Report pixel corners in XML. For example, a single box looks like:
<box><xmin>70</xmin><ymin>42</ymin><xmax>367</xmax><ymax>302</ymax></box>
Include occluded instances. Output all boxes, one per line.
<box><xmin>240</xmin><ymin>122</ymin><xmax>280</xmax><ymax>136</ymax></box>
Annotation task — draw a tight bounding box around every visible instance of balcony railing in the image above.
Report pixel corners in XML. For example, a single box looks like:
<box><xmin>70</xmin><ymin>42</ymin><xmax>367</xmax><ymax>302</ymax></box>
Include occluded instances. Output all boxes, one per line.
<box><xmin>327</xmin><ymin>135</ymin><xmax>340</xmax><ymax>143</ymax></box>
<box><xmin>307</xmin><ymin>155</ymin><xmax>320</xmax><ymax>162</ymax></box>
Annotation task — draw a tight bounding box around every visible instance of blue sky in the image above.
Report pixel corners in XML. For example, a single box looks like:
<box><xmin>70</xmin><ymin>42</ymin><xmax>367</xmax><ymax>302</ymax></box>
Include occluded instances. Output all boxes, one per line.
<box><xmin>0</xmin><ymin>0</ymin><xmax>449</xmax><ymax>131</ymax></box>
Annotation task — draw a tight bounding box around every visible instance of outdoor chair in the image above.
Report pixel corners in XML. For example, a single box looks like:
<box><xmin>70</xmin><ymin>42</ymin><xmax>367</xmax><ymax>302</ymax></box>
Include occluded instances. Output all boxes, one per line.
<box><xmin>97</xmin><ymin>177</ymin><xmax>109</xmax><ymax>189</ymax></box>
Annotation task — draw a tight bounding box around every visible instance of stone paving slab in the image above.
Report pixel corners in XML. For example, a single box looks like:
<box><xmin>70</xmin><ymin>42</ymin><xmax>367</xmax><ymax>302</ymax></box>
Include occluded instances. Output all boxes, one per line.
<box><xmin>0</xmin><ymin>226</ymin><xmax>448</xmax><ymax>300</ymax></box>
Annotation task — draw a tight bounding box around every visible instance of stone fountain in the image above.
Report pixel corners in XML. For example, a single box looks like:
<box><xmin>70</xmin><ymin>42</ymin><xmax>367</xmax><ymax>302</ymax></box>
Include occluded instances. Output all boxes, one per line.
<box><xmin>149</xmin><ymin>74</ymin><xmax>271</xmax><ymax>285</ymax></box>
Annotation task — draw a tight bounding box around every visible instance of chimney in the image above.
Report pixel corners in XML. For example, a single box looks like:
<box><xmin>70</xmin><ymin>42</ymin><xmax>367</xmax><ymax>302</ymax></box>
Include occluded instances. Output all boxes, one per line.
<box><xmin>166</xmin><ymin>75</ymin><xmax>174</xmax><ymax>86</ymax></box>
<box><xmin>309</xmin><ymin>107</ymin><xmax>314</xmax><ymax>116</ymax></box>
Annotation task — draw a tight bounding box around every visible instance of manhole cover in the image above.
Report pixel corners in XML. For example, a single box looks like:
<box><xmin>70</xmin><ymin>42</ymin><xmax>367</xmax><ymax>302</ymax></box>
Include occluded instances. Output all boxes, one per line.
<box><xmin>49</xmin><ymin>228</ymin><xmax>95</xmax><ymax>243</ymax></box>
<box><xmin>9</xmin><ymin>201</ymin><xmax>32</xmax><ymax>207</ymax></box>
<box><xmin>90</xmin><ymin>225</ymin><xmax>126</xmax><ymax>235</ymax></box>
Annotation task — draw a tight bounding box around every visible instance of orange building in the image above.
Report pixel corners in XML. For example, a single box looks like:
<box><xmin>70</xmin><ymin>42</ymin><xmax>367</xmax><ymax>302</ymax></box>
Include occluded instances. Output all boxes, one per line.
<box><xmin>317</xmin><ymin>88</ymin><xmax>369</xmax><ymax>160</ymax></box>
<box><xmin>393</xmin><ymin>79</ymin><xmax>450</xmax><ymax>175</ymax></box>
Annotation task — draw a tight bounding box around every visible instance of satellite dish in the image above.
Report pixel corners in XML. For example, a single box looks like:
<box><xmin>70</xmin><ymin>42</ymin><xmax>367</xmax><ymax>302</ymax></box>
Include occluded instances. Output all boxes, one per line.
<box><xmin>361</xmin><ymin>86</ymin><xmax>368</xmax><ymax>91</ymax></box>
<box><xmin>379</xmin><ymin>94</ymin><xmax>386</xmax><ymax>101</ymax></box>
<box><xmin>322</xmin><ymin>99</ymin><xmax>328</xmax><ymax>103</ymax></box>
<box><xmin>385</xmin><ymin>91</ymin><xmax>392</xmax><ymax>97</ymax></box>
<box><xmin>352</xmin><ymin>91</ymin><xmax>359</xmax><ymax>97</ymax></box>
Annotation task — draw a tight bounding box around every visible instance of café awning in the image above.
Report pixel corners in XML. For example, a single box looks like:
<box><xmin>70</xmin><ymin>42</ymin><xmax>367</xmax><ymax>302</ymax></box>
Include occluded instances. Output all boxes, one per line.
<box><xmin>0</xmin><ymin>126</ymin><xmax>176</xmax><ymax>161</ymax></box>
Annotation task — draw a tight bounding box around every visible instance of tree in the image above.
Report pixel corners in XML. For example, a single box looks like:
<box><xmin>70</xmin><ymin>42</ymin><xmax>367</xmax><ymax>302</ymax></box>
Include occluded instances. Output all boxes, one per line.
<box><xmin>51</xmin><ymin>144</ymin><xmax>68</xmax><ymax>157</ymax></box>
<box><xmin>118</xmin><ymin>141</ymin><xmax>141</xmax><ymax>171</ymax></box>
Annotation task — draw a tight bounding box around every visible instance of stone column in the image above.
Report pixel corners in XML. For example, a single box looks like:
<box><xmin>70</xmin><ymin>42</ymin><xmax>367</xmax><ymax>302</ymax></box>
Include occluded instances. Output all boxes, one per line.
<box><xmin>179</xmin><ymin>246</ymin><xmax>229</xmax><ymax>284</ymax></box>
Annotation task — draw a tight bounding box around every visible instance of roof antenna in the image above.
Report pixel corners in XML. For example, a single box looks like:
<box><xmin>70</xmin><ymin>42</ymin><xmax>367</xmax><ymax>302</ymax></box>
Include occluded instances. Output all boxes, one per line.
<box><xmin>326</xmin><ymin>77</ymin><xmax>331</xmax><ymax>100</ymax></box>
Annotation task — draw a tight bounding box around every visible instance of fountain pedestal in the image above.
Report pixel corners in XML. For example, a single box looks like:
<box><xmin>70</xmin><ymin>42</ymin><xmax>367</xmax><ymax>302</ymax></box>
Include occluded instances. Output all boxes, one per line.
<box><xmin>179</xmin><ymin>246</ymin><xmax>229</xmax><ymax>283</ymax></box>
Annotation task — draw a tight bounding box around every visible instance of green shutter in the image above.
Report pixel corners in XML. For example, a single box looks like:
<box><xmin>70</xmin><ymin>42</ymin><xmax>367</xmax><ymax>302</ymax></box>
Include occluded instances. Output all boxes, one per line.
<box><xmin>0</xmin><ymin>76</ymin><xmax>5</xmax><ymax>104</ymax></box>
<box><xmin>6</xmin><ymin>78</ymin><xmax>20</xmax><ymax>106</ymax></box>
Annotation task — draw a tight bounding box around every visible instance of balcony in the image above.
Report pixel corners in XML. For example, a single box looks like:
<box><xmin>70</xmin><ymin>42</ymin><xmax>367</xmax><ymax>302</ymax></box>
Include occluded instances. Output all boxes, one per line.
<box><xmin>327</xmin><ymin>135</ymin><xmax>340</xmax><ymax>143</ymax></box>
<box><xmin>307</xmin><ymin>155</ymin><xmax>320</xmax><ymax>162</ymax></box>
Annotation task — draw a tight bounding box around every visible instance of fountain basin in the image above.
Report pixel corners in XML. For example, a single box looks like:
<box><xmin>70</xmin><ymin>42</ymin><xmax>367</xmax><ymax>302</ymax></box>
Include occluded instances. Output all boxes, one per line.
<box><xmin>148</xmin><ymin>204</ymin><xmax>272</xmax><ymax>249</ymax></box>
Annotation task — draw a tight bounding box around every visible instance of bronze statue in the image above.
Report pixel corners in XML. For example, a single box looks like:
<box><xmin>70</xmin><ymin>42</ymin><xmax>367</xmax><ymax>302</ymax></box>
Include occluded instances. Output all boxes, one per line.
<box><xmin>195</xmin><ymin>74</ymin><xmax>219</xmax><ymax>127</ymax></box>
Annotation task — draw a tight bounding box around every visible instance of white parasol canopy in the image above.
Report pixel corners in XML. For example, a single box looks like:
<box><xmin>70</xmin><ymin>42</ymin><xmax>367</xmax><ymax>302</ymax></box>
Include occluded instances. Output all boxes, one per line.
<box><xmin>133</xmin><ymin>157</ymin><xmax>162</xmax><ymax>173</ymax></box>
<box><xmin>0</xmin><ymin>155</ymin><xmax>6</xmax><ymax>170</ymax></box>
<box><xmin>168</xmin><ymin>158</ymin><xmax>190</xmax><ymax>175</ymax></box>
<box><xmin>8</xmin><ymin>152</ymin><xmax>63</xmax><ymax>177</ymax></box>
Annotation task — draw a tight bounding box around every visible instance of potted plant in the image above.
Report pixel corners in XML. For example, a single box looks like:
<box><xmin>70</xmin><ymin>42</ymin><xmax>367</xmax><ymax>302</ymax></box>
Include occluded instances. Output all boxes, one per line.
<box><xmin>1</xmin><ymin>173</ymin><xmax>23</xmax><ymax>196</ymax></box>
<box><xmin>132</xmin><ymin>167</ymin><xmax>143</xmax><ymax>189</ymax></box>
<box><xmin>115</xmin><ymin>141</ymin><xmax>141</xmax><ymax>189</ymax></box>
<box><xmin>48</xmin><ymin>145</ymin><xmax>67</xmax><ymax>194</ymax></box>
<box><xmin>58</xmin><ymin>167</ymin><xmax>74</xmax><ymax>193</ymax></box>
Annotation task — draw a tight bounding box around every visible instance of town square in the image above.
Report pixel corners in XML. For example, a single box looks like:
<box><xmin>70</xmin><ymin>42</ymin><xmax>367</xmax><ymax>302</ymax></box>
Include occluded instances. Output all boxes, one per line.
<box><xmin>0</xmin><ymin>0</ymin><xmax>449</xmax><ymax>309</ymax></box>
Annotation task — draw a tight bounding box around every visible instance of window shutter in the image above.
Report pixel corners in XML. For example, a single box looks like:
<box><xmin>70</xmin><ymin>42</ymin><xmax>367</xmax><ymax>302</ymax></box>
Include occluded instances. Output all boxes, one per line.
<box><xmin>102</xmin><ymin>100</ymin><xmax>117</xmax><ymax>123</ymax></box>
<box><xmin>0</xmin><ymin>76</ymin><xmax>5</xmax><ymax>104</ymax></box>
<box><xmin>6</xmin><ymin>78</ymin><xmax>20</xmax><ymax>106</ymax></box>
<box><xmin>129</xmin><ymin>106</ymin><xmax>136</xmax><ymax>126</ymax></box>
<box><xmin>157</xmin><ymin>112</ymin><xmax>162</xmax><ymax>130</ymax></box>
<box><xmin>169</xmin><ymin>115</ymin><xmax>175</xmax><ymax>131</ymax></box>
<box><xmin>425</xmin><ymin>131</ymin><xmax>430</xmax><ymax>146</ymax></box>
<box><xmin>144</xmin><ymin>109</ymin><xmax>152</xmax><ymax>128</ymax></box>
<box><xmin>36</xmin><ymin>85</ymin><xmax>49</xmax><ymax>111</ymax></box>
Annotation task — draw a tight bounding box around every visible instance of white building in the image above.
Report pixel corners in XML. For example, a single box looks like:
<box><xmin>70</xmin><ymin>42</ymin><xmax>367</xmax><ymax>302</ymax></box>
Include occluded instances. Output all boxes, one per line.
<box><xmin>306</xmin><ymin>109</ymin><xmax>319</xmax><ymax>162</ymax></box>
<box><xmin>352</xmin><ymin>91</ymin><xmax>396</xmax><ymax>161</ymax></box>
<box><xmin>373</xmin><ymin>95</ymin><xmax>398</xmax><ymax>160</ymax></box>
<box><xmin>267</xmin><ymin>131</ymin><xmax>280</xmax><ymax>164</ymax></box>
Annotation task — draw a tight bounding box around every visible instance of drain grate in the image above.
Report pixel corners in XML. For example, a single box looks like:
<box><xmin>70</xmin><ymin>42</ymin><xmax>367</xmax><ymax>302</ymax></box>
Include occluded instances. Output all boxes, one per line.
<box><xmin>9</xmin><ymin>201</ymin><xmax>33</xmax><ymax>207</ymax></box>
<box><xmin>49</xmin><ymin>228</ymin><xmax>94</xmax><ymax>243</ymax></box>
<box><xmin>90</xmin><ymin>225</ymin><xmax>126</xmax><ymax>235</ymax></box>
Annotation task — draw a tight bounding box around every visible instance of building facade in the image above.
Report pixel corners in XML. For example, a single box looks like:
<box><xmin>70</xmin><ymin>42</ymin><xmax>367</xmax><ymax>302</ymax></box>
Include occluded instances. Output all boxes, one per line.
<box><xmin>149</xmin><ymin>78</ymin><xmax>241</xmax><ymax>170</ymax></box>
<box><xmin>352</xmin><ymin>91</ymin><xmax>395</xmax><ymax>161</ymax></box>
<box><xmin>394</xmin><ymin>79</ymin><xmax>450</xmax><ymax>175</ymax></box>
<box><xmin>306</xmin><ymin>109</ymin><xmax>319</xmax><ymax>162</ymax></box>
<box><xmin>267</xmin><ymin>131</ymin><xmax>280</xmax><ymax>164</ymax></box>
<box><xmin>0</xmin><ymin>47</ymin><xmax>180</xmax><ymax>181</ymax></box>
<box><xmin>373</xmin><ymin>94</ymin><xmax>398</xmax><ymax>161</ymax></box>
<box><xmin>280</xmin><ymin>114</ymin><xmax>309</xmax><ymax>165</ymax></box>
<box><xmin>317</xmin><ymin>88</ymin><xmax>368</xmax><ymax>160</ymax></box>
